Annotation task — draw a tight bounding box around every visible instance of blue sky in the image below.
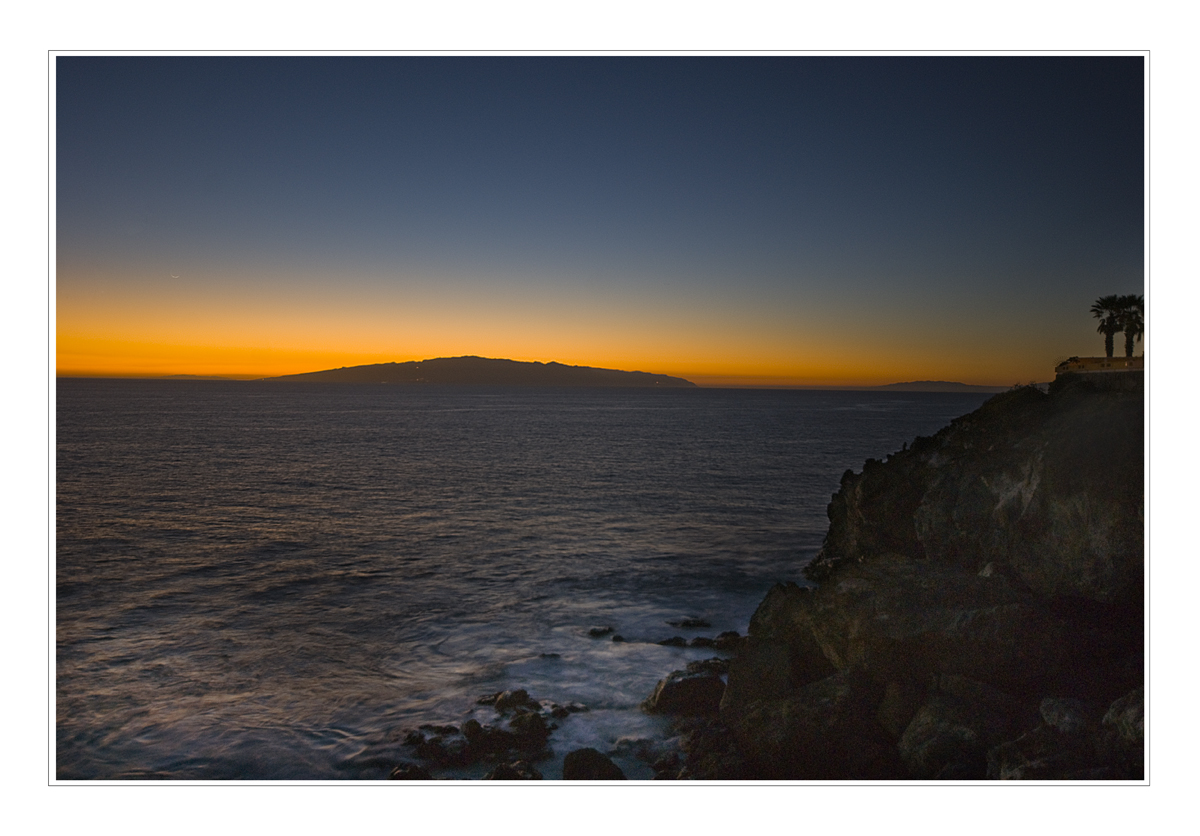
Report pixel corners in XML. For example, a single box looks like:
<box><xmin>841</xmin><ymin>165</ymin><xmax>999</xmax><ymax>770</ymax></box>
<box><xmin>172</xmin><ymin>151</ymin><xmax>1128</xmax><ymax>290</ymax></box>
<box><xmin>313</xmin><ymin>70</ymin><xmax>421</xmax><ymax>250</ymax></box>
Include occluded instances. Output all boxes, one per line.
<box><xmin>56</xmin><ymin>56</ymin><xmax>1145</xmax><ymax>383</ymax></box>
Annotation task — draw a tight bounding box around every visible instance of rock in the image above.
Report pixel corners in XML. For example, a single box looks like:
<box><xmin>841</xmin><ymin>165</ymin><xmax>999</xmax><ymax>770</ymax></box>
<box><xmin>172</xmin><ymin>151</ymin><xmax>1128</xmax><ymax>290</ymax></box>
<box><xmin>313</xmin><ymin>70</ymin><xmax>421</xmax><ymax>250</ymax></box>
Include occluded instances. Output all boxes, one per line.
<box><xmin>388</xmin><ymin>761</ymin><xmax>433</xmax><ymax>780</ymax></box>
<box><xmin>484</xmin><ymin>760</ymin><xmax>542</xmax><ymax>780</ymax></box>
<box><xmin>668</xmin><ymin>618</ymin><xmax>711</xmax><ymax>628</ymax></box>
<box><xmin>651</xmin><ymin>752</ymin><xmax>682</xmax><ymax>779</ymax></box>
<box><xmin>565</xmin><ymin>702</ymin><xmax>589</xmax><ymax>713</ymax></box>
<box><xmin>657</xmin><ymin>636</ymin><xmax>688</xmax><ymax>647</ymax></box>
<box><xmin>1102</xmin><ymin>686</ymin><xmax>1143</xmax><ymax>746</ymax></box>
<box><xmin>674</xmin><ymin>717</ymin><xmax>749</xmax><ymax>780</ymax></box>
<box><xmin>809</xmin><ymin>381</ymin><xmax>1143</xmax><ymax>606</ymax></box>
<box><xmin>987</xmin><ymin>725</ymin><xmax>1087</xmax><ymax>780</ymax></box>
<box><xmin>419</xmin><ymin>723</ymin><xmax>459</xmax><ymax>735</ymax></box>
<box><xmin>612</xmin><ymin>635</ymin><xmax>626</xmax><ymax>642</ymax></box>
<box><xmin>1095</xmin><ymin>687</ymin><xmax>1144</xmax><ymax>779</ymax></box>
<box><xmin>549</xmin><ymin>705</ymin><xmax>570</xmax><ymax>719</ymax></box>
<box><xmin>686</xmin><ymin>657</ymin><xmax>730</xmax><ymax>676</ymax></box>
<box><xmin>415</xmin><ymin>735</ymin><xmax>469</xmax><ymax>767</ymax></box>
<box><xmin>588</xmin><ymin>626</ymin><xmax>614</xmax><ymax>637</ymax></box>
<box><xmin>643</xmin><ymin>670</ymin><xmax>725</xmax><ymax>716</ymax></box>
<box><xmin>689</xmin><ymin>636</ymin><xmax>716</xmax><ymax>648</ymax></box>
<box><xmin>722</xmin><ymin>635</ymin><xmax>837</xmax><ymax>710</ymax></box>
<box><xmin>898</xmin><ymin>692</ymin><xmax>1018</xmax><ymax>779</ymax></box>
<box><xmin>704</xmin><ymin>381</ymin><xmax>1143</xmax><ymax>780</ymax></box>
<box><xmin>876</xmin><ymin>679</ymin><xmax>926</xmax><ymax>739</ymax></box>
<box><xmin>724</xmin><ymin>667</ymin><xmax>900</xmax><ymax>779</ymax></box>
<box><xmin>714</xmin><ymin>630</ymin><xmax>743</xmax><ymax>651</ymax></box>
<box><xmin>811</xmin><ymin>556</ymin><xmax>1074</xmax><ymax>692</ymax></box>
<box><xmin>494</xmin><ymin>689</ymin><xmax>540</xmax><ymax>712</ymax></box>
<box><xmin>508</xmin><ymin>711</ymin><xmax>550</xmax><ymax>747</ymax></box>
<box><xmin>1040</xmin><ymin>697</ymin><xmax>1091</xmax><ymax>734</ymax></box>
<box><xmin>562</xmin><ymin>748</ymin><xmax>626</xmax><ymax>780</ymax></box>
<box><xmin>462</xmin><ymin>718</ymin><xmax>517</xmax><ymax>756</ymax></box>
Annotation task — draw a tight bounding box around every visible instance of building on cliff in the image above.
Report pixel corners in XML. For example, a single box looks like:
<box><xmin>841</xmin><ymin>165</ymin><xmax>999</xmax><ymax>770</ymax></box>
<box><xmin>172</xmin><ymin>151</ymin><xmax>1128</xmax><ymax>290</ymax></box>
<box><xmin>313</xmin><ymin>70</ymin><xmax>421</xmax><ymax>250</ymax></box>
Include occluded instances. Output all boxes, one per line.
<box><xmin>1054</xmin><ymin>356</ymin><xmax>1143</xmax><ymax>374</ymax></box>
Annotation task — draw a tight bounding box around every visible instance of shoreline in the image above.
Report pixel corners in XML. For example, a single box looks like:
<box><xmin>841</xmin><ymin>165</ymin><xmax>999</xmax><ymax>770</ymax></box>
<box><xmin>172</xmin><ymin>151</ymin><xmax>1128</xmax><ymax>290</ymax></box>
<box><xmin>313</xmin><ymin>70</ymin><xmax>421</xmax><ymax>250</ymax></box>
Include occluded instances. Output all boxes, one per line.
<box><xmin>386</xmin><ymin>375</ymin><xmax>1144</xmax><ymax>781</ymax></box>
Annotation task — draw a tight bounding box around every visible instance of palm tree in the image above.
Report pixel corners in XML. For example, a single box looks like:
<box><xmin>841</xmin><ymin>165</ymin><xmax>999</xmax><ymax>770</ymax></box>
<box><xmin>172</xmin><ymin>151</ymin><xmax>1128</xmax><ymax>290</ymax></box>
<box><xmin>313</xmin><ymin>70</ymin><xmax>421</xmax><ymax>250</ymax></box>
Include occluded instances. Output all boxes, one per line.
<box><xmin>1119</xmin><ymin>294</ymin><xmax>1144</xmax><ymax>357</ymax></box>
<box><xmin>1090</xmin><ymin>295</ymin><xmax>1124</xmax><ymax>358</ymax></box>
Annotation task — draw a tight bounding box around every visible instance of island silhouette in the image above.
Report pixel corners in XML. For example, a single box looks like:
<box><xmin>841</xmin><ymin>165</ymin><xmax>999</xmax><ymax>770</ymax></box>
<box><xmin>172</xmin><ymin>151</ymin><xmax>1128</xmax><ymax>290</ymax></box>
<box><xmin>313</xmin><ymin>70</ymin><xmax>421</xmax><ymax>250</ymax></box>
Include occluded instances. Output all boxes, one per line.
<box><xmin>262</xmin><ymin>356</ymin><xmax>696</xmax><ymax>388</ymax></box>
<box><xmin>872</xmin><ymin>381</ymin><xmax>1008</xmax><ymax>393</ymax></box>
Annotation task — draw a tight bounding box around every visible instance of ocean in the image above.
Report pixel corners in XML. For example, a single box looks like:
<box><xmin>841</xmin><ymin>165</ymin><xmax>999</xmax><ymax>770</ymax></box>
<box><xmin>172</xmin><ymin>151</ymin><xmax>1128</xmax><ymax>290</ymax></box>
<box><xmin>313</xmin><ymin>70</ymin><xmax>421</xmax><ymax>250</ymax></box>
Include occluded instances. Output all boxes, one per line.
<box><xmin>55</xmin><ymin>379</ymin><xmax>993</xmax><ymax>780</ymax></box>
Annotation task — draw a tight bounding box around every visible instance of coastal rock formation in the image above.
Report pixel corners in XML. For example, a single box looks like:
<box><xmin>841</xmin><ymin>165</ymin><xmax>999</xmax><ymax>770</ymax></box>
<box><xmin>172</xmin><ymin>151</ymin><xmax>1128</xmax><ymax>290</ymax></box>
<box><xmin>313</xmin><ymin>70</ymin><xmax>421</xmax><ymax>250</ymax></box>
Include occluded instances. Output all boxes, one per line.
<box><xmin>708</xmin><ymin>375</ymin><xmax>1144</xmax><ymax>780</ymax></box>
<box><xmin>562</xmin><ymin>748</ymin><xmax>627</xmax><ymax>780</ymax></box>
<box><xmin>642</xmin><ymin>669</ymin><xmax>725</xmax><ymax>716</ymax></box>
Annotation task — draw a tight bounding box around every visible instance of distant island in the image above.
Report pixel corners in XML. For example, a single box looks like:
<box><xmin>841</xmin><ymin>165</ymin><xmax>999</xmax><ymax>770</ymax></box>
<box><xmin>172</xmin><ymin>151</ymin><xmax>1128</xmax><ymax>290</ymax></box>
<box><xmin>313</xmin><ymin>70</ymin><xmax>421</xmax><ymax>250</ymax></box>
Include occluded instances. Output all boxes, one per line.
<box><xmin>873</xmin><ymin>380</ymin><xmax>1010</xmax><ymax>393</ymax></box>
<box><xmin>262</xmin><ymin>356</ymin><xmax>696</xmax><ymax>388</ymax></box>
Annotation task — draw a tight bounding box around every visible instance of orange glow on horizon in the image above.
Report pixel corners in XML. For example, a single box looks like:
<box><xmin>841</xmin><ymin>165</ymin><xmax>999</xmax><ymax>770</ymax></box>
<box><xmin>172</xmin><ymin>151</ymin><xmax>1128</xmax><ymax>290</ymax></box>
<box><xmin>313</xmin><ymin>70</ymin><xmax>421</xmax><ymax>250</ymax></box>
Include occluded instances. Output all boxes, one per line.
<box><xmin>55</xmin><ymin>268</ymin><xmax>1081</xmax><ymax>388</ymax></box>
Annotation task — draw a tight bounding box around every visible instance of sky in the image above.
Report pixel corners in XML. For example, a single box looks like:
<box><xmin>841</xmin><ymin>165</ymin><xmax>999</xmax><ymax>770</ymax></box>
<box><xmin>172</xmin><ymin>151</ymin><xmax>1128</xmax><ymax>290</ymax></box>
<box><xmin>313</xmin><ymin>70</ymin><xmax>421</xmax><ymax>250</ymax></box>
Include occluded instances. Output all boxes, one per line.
<box><xmin>54</xmin><ymin>55</ymin><xmax>1145</xmax><ymax>386</ymax></box>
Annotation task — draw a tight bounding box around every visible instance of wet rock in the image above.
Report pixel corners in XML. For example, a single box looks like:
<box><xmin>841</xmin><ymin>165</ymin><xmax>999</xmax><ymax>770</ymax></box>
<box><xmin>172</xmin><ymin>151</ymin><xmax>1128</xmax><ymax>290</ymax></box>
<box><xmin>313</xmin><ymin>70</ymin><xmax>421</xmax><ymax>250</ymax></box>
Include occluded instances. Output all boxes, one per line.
<box><xmin>549</xmin><ymin>705</ymin><xmax>570</xmax><ymax>719</ymax></box>
<box><xmin>508</xmin><ymin>711</ymin><xmax>550</xmax><ymax>747</ymax></box>
<box><xmin>713</xmin><ymin>630</ymin><xmax>743</xmax><ymax>651</ymax></box>
<box><xmin>484</xmin><ymin>760</ymin><xmax>542</xmax><ymax>780</ymax></box>
<box><xmin>565</xmin><ymin>702</ymin><xmax>589</xmax><ymax>713</ymax></box>
<box><xmin>415</xmin><ymin>735</ymin><xmax>469</xmax><ymax>767</ymax></box>
<box><xmin>668</xmin><ymin>618</ymin><xmax>711</xmax><ymax>628</ymax></box>
<box><xmin>402</xmin><ymin>729</ymin><xmax>426</xmax><ymax>746</ymax></box>
<box><xmin>588</xmin><ymin>626</ymin><xmax>614</xmax><ymax>638</ymax></box>
<box><xmin>657</xmin><ymin>636</ymin><xmax>688</xmax><ymax>647</ymax></box>
<box><xmin>476</xmin><ymin>692</ymin><xmax>501</xmax><ymax>706</ymax></box>
<box><xmin>388</xmin><ymin>761</ymin><xmax>433</xmax><ymax>780</ymax></box>
<box><xmin>419</xmin><ymin>723</ymin><xmax>459</xmax><ymax>736</ymax></box>
<box><xmin>462</xmin><ymin>719</ymin><xmax>517</xmax><ymax>756</ymax></box>
<box><xmin>562</xmin><ymin>748</ymin><xmax>626</xmax><ymax>780</ymax></box>
<box><xmin>612</xmin><ymin>635</ymin><xmax>626</xmax><ymax>642</ymax></box>
<box><xmin>689</xmin><ymin>637</ymin><xmax>716</xmax><ymax>648</ymax></box>
<box><xmin>643</xmin><ymin>670</ymin><xmax>725</xmax><ymax>716</ymax></box>
<box><xmin>494</xmin><ymin>689</ymin><xmax>541</xmax><ymax>713</ymax></box>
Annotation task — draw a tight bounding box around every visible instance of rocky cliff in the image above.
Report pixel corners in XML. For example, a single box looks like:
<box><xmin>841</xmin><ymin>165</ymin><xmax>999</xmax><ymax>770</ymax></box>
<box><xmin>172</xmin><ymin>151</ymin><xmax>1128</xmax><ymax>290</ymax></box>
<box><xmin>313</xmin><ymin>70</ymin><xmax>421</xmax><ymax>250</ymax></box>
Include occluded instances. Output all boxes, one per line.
<box><xmin>665</xmin><ymin>374</ymin><xmax>1144</xmax><ymax>780</ymax></box>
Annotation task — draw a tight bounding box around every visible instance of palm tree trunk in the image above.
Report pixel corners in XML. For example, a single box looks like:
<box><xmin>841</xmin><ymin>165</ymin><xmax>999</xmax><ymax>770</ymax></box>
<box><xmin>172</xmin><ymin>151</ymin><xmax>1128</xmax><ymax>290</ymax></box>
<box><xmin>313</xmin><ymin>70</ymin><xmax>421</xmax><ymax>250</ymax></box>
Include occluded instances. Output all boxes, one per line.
<box><xmin>1124</xmin><ymin>331</ymin><xmax>1135</xmax><ymax>357</ymax></box>
<box><xmin>1105</xmin><ymin>331</ymin><xmax>1115</xmax><ymax>358</ymax></box>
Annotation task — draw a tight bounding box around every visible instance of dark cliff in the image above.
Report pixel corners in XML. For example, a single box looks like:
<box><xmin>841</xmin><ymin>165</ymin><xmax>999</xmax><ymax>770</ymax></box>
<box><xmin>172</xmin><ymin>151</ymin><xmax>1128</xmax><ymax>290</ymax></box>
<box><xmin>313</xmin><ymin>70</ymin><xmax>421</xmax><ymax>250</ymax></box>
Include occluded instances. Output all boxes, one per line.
<box><xmin>676</xmin><ymin>375</ymin><xmax>1145</xmax><ymax>780</ymax></box>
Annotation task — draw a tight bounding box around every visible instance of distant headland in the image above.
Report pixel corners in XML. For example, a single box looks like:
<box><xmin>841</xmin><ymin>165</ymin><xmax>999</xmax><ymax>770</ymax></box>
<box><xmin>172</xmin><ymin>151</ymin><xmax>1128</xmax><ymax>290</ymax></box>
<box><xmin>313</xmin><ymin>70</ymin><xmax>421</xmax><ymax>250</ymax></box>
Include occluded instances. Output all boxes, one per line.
<box><xmin>872</xmin><ymin>381</ymin><xmax>1009</xmax><ymax>393</ymax></box>
<box><xmin>261</xmin><ymin>356</ymin><xmax>696</xmax><ymax>388</ymax></box>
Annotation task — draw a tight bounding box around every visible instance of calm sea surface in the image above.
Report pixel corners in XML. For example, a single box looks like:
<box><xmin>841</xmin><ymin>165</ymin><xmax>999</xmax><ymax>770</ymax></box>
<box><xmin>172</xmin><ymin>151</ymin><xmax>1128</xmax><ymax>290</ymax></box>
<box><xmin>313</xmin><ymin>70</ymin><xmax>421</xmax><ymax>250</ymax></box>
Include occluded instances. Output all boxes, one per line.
<box><xmin>56</xmin><ymin>379</ymin><xmax>992</xmax><ymax>779</ymax></box>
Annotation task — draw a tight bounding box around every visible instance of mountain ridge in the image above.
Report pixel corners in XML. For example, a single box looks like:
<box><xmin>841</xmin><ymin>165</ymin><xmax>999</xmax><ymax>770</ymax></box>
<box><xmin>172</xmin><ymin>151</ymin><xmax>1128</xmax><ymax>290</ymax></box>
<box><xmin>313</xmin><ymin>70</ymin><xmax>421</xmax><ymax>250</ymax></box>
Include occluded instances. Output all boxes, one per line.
<box><xmin>261</xmin><ymin>356</ymin><xmax>696</xmax><ymax>388</ymax></box>
<box><xmin>873</xmin><ymin>380</ymin><xmax>1010</xmax><ymax>393</ymax></box>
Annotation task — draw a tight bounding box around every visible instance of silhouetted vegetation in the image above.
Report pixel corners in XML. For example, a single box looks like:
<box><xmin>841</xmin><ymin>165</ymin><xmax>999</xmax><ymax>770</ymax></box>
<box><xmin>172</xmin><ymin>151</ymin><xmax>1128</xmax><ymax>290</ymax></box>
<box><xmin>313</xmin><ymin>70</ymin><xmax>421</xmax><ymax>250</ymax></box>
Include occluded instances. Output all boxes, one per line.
<box><xmin>1091</xmin><ymin>294</ymin><xmax>1143</xmax><ymax>358</ymax></box>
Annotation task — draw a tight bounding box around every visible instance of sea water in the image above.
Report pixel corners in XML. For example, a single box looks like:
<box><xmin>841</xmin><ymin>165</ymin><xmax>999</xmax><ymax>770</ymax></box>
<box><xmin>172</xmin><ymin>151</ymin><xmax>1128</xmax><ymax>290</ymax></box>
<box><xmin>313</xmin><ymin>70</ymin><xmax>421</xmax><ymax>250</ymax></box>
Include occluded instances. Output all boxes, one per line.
<box><xmin>55</xmin><ymin>380</ymin><xmax>992</xmax><ymax>780</ymax></box>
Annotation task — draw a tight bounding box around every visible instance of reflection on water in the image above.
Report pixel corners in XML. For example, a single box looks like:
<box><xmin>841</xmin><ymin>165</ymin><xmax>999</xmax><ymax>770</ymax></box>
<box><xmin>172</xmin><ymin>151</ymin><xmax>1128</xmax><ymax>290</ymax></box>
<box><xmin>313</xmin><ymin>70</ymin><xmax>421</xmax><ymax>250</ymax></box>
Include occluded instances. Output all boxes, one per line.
<box><xmin>56</xmin><ymin>380</ymin><xmax>991</xmax><ymax>779</ymax></box>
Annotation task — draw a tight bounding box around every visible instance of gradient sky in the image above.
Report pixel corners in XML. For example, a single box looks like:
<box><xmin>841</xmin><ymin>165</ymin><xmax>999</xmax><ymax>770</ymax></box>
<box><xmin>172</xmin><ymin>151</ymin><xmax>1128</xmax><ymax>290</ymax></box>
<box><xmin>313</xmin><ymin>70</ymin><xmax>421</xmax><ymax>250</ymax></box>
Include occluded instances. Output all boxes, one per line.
<box><xmin>55</xmin><ymin>56</ymin><xmax>1145</xmax><ymax>386</ymax></box>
